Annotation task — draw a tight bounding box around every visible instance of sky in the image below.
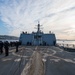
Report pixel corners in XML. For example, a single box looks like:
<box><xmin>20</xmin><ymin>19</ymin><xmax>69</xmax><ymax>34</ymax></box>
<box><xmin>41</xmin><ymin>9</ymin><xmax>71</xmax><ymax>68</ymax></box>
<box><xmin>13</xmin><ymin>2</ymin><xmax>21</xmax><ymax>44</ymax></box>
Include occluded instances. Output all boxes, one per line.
<box><xmin>0</xmin><ymin>0</ymin><xmax>75</xmax><ymax>40</ymax></box>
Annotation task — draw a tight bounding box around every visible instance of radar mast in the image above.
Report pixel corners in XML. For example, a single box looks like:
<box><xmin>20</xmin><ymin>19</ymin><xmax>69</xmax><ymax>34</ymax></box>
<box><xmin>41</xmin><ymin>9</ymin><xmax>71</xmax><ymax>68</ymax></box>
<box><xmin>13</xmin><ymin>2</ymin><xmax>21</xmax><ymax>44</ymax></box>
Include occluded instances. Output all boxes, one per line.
<box><xmin>37</xmin><ymin>21</ymin><xmax>41</xmax><ymax>33</ymax></box>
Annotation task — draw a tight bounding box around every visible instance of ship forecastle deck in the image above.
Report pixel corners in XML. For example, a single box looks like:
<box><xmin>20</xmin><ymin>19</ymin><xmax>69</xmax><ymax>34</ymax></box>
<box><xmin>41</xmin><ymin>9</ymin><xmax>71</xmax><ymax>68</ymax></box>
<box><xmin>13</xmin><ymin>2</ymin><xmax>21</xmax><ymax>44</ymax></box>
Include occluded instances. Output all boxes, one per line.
<box><xmin>0</xmin><ymin>46</ymin><xmax>75</xmax><ymax>75</ymax></box>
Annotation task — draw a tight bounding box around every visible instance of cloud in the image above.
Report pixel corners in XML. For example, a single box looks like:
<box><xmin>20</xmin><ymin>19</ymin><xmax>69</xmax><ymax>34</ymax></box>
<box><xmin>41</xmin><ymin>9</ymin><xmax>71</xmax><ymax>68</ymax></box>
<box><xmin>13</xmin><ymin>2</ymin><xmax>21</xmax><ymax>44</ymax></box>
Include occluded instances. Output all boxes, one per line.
<box><xmin>0</xmin><ymin>0</ymin><xmax>75</xmax><ymax>39</ymax></box>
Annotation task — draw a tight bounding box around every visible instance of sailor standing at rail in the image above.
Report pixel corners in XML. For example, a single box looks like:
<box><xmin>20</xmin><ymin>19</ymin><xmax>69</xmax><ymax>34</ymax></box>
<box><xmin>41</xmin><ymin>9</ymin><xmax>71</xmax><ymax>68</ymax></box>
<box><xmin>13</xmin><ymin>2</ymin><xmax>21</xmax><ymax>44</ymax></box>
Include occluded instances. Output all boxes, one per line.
<box><xmin>4</xmin><ymin>41</ymin><xmax>9</xmax><ymax>56</ymax></box>
<box><xmin>0</xmin><ymin>41</ymin><xmax>3</xmax><ymax>54</ymax></box>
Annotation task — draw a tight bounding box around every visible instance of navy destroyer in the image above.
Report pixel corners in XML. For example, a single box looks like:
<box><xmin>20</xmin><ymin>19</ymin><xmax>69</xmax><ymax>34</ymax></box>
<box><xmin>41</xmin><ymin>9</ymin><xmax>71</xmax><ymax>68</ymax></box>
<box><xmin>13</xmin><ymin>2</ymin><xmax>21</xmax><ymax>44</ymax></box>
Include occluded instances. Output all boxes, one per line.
<box><xmin>19</xmin><ymin>23</ymin><xmax>56</xmax><ymax>46</ymax></box>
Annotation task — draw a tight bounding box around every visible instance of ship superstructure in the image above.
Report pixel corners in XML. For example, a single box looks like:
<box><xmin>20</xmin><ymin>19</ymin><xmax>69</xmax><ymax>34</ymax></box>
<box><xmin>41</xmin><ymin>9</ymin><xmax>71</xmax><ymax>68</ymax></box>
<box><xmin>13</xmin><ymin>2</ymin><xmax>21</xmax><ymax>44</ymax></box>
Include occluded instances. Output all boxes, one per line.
<box><xmin>19</xmin><ymin>23</ymin><xmax>56</xmax><ymax>46</ymax></box>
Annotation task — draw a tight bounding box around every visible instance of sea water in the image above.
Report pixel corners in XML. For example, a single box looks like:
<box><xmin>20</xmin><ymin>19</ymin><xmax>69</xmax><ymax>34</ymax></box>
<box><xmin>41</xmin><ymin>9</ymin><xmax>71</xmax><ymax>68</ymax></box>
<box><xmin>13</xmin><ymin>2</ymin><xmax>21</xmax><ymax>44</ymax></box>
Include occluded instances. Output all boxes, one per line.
<box><xmin>0</xmin><ymin>39</ymin><xmax>19</xmax><ymax>43</ymax></box>
<box><xmin>57</xmin><ymin>40</ymin><xmax>75</xmax><ymax>45</ymax></box>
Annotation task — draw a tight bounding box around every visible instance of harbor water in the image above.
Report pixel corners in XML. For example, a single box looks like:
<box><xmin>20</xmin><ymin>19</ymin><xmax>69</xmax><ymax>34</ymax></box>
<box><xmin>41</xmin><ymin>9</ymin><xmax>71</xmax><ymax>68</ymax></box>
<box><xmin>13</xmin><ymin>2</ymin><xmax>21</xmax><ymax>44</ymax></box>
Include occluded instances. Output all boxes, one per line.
<box><xmin>57</xmin><ymin>40</ymin><xmax>75</xmax><ymax>45</ymax></box>
<box><xmin>57</xmin><ymin>40</ymin><xmax>75</xmax><ymax>48</ymax></box>
<box><xmin>0</xmin><ymin>39</ymin><xmax>19</xmax><ymax>43</ymax></box>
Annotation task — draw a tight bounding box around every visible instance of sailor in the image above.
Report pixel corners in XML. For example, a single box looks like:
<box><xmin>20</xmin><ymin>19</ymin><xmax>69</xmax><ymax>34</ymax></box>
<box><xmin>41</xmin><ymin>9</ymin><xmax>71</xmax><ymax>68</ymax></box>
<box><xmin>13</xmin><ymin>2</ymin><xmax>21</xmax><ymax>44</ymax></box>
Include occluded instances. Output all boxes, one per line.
<box><xmin>0</xmin><ymin>41</ymin><xmax>3</xmax><ymax>54</ymax></box>
<box><xmin>53</xmin><ymin>41</ymin><xmax>56</xmax><ymax>46</ymax></box>
<box><xmin>15</xmin><ymin>41</ymin><xmax>19</xmax><ymax>52</ymax></box>
<box><xmin>4</xmin><ymin>41</ymin><xmax>9</xmax><ymax>56</ymax></box>
<box><xmin>10</xmin><ymin>42</ymin><xmax>12</xmax><ymax>47</ymax></box>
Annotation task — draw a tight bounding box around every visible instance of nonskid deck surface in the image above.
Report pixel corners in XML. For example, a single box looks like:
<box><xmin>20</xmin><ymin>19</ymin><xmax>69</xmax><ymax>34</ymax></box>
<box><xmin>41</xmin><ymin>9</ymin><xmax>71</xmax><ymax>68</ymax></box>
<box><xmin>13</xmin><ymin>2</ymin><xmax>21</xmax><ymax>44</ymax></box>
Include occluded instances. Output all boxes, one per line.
<box><xmin>0</xmin><ymin>46</ymin><xmax>75</xmax><ymax>75</ymax></box>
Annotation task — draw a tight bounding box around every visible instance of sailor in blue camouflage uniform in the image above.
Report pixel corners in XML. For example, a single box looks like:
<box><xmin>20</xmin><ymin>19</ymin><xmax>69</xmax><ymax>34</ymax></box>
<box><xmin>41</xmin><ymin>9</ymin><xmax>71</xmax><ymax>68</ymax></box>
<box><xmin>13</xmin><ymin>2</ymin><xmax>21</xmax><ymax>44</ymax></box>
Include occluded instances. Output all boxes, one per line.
<box><xmin>4</xmin><ymin>41</ymin><xmax>9</xmax><ymax>56</ymax></box>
